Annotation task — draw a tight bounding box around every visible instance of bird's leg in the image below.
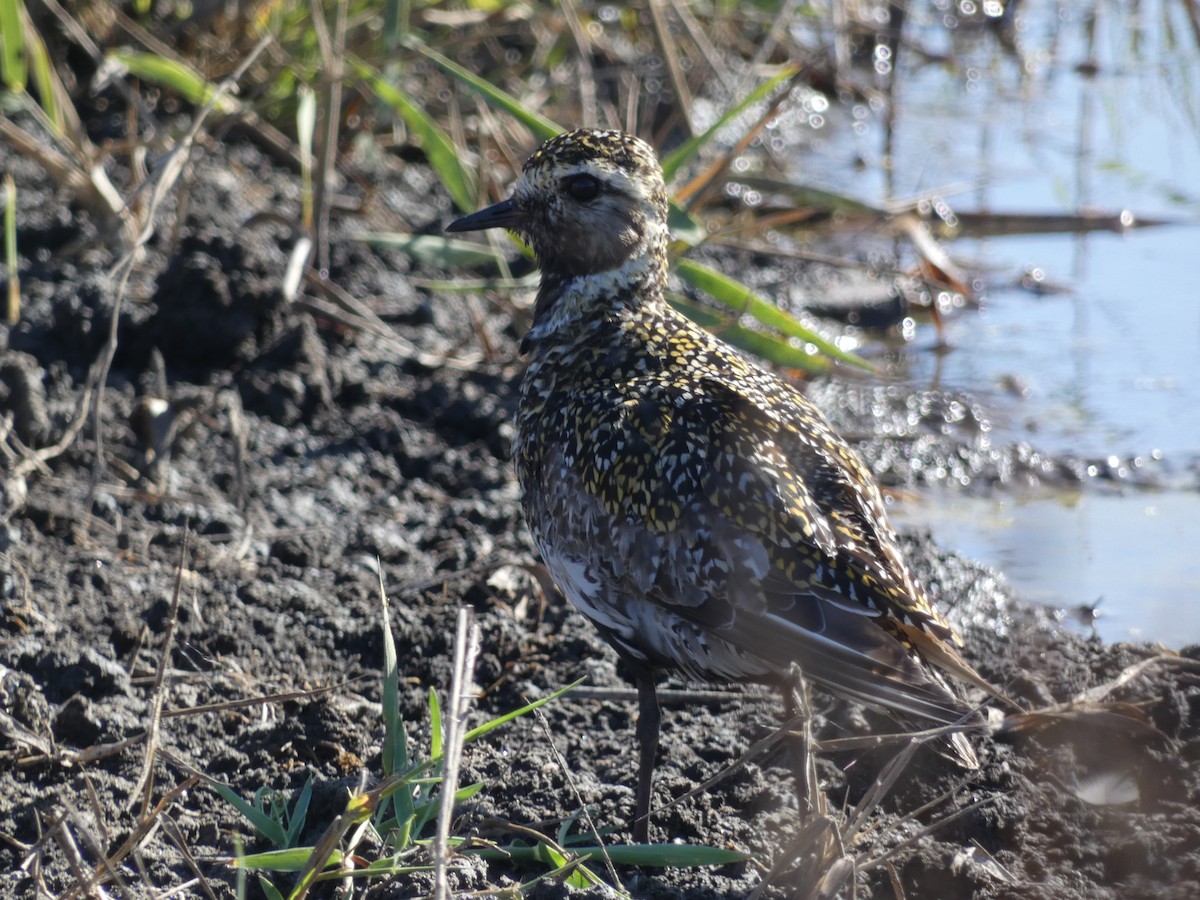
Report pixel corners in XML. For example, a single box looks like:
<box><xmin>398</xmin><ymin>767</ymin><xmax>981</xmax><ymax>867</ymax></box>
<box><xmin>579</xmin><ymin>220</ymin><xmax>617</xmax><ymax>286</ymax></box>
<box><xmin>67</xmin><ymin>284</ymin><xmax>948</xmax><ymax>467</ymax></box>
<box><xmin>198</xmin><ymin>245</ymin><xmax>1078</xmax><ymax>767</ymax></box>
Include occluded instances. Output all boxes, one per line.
<box><xmin>632</xmin><ymin>668</ymin><xmax>660</xmax><ymax>843</ymax></box>
<box><xmin>782</xmin><ymin>667</ymin><xmax>820</xmax><ymax>822</ymax></box>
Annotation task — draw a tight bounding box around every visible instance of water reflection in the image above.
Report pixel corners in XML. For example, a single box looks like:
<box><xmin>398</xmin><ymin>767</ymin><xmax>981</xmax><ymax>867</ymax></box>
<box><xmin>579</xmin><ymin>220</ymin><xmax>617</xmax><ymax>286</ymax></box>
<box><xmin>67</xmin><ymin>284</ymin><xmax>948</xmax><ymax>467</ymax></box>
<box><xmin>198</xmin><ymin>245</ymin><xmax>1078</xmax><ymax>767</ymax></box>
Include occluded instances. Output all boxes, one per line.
<box><xmin>805</xmin><ymin>0</ymin><xmax>1200</xmax><ymax>643</ymax></box>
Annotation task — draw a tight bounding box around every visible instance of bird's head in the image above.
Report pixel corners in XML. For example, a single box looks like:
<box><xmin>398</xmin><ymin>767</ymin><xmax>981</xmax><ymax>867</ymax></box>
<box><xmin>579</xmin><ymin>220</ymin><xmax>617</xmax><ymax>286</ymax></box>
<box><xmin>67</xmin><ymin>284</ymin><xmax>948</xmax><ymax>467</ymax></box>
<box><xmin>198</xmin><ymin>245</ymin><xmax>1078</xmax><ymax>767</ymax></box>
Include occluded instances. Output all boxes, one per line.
<box><xmin>448</xmin><ymin>129</ymin><xmax>670</xmax><ymax>278</ymax></box>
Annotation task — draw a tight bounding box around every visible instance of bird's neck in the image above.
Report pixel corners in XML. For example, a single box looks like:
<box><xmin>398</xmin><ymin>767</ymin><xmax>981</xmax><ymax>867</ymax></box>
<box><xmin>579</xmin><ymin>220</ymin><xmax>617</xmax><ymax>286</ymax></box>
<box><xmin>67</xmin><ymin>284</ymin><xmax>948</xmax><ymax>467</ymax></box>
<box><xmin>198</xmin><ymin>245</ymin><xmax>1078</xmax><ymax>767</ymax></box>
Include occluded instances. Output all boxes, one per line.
<box><xmin>522</xmin><ymin>242</ymin><xmax>668</xmax><ymax>354</ymax></box>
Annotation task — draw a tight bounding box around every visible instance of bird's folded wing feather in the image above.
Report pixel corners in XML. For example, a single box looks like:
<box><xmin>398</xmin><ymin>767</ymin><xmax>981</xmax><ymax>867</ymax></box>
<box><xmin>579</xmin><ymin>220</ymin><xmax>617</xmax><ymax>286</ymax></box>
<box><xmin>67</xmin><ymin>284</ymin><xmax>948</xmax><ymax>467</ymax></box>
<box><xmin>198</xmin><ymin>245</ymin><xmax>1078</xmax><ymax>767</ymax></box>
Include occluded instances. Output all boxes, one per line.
<box><xmin>567</xmin><ymin>372</ymin><xmax>981</xmax><ymax>721</ymax></box>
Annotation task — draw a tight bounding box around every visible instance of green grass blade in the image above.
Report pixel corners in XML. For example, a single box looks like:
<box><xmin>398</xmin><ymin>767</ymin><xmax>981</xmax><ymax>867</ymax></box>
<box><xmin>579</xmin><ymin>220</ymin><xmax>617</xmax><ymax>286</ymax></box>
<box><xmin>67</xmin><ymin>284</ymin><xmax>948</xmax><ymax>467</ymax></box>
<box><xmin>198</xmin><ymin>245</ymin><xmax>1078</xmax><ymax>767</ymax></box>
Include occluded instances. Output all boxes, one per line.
<box><xmin>233</xmin><ymin>836</ymin><xmax>247</xmax><ymax>900</ymax></box>
<box><xmin>402</xmin><ymin>35</ymin><xmax>561</xmax><ymax>140</ymax></box>
<box><xmin>374</xmin><ymin>765</ymin><xmax>441</xmax><ymax>801</ymax></box>
<box><xmin>412</xmin><ymin>781</ymin><xmax>484</xmax><ymax>823</ymax></box>
<box><xmin>355</xmin><ymin>860</ymin><xmax>436</xmax><ymax>877</ymax></box>
<box><xmin>537</xmin><ymin>844</ymin><xmax>603</xmax><ymax>888</ymax></box>
<box><xmin>257</xmin><ymin>876</ymin><xmax>285</xmax><ymax>900</ymax></box>
<box><xmin>378</xmin><ymin>585</ymin><xmax>414</xmax><ymax>829</ymax></box>
<box><xmin>667</xmin><ymin>202</ymin><xmax>707</xmax><ymax>250</ymax></box>
<box><xmin>234</xmin><ymin>847</ymin><xmax>343</xmax><ymax>873</ymax></box>
<box><xmin>409</xmin><ymin>273</ymin><xmax>539</xmax><ymax>293</ymax></box>
<box><xmin>0</xmin><ymin>0</ymin><xmax>27</xmax><ymax>91</ymax></box>
<box><xmin>462</xmin><ymin>678</ymin><xmax>584</xmax><ymax>744</ymax></box>
<box><xmin>359</xmin><ymin>865</ymin><xmax>437</xmax><ymax>879</ymax></box>
<box><xmin>212</xmin><ymin>783</ymin><xmax>288</xmax><ymax>848</ymax></box>
<box><xmin>351</xmin><ymin>58</ymin><xmax>478</xmax><ymax>212</ymax></box>
<box><xmin>660</xmin><ymin>66</ymin><xmax>799</xmax><ymax>183</ymax></box>
<box><xmin>379</xmin><ymin>591</ymin><xmax>404</xmax><ymax>776</ymax></box>
<box><xmin>382</xmin><ymin>0</ymin><xmax>407</xmax><ymax>52</ymax></box>
<box><xmin>285</xmin><ymin>776</ymin><xmax>313</xmax><ymax>848</ymax></box>
<box><xmin>674</xmin><ymin>258</ymin><xmax>870</xmax><ymax>370</ymax></box>
<box><xmin>428</xmin><ymin>687</ymin><xmax>443</xmax><ymax>759</ymax></box>
<box><xmin>22</xmin><ymin>8</ymin><xmax>61</xmax><ymax>132</ymax></box>
<box><xmin>107</xmin><ymin>51</ymin><xmax>239</xmax><ymax>114</ymax></box>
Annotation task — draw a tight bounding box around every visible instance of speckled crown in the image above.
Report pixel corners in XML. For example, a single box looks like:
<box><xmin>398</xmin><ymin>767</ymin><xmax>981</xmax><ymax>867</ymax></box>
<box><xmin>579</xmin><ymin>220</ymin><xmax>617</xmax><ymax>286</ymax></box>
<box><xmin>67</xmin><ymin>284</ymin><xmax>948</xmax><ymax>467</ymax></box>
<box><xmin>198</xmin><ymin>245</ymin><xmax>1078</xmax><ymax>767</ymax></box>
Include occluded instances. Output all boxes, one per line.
<box><xmin>523</xmin><ymin>129</ymin><xmax>660</xmax><ymax>177</ymax></box>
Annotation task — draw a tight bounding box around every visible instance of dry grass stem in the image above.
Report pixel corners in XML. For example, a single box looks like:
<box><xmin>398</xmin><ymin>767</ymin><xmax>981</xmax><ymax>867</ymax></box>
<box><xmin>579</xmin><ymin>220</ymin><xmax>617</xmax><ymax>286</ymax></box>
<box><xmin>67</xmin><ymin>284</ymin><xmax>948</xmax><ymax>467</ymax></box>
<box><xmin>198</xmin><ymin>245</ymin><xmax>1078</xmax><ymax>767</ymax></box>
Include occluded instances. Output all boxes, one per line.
<box><xmin>130</xmin><ymin>528</ymin><xmax>190</xmax><ymax>817</ymax></box>
<box><xmin>433</xmin><ymin>607</ymin><xmax>481</xmax><ymax>899</ymax></box>
<box><xmin>532</xmin><ymin>705</ymin><xmax>622</xmax><ymax>888</ymax></box>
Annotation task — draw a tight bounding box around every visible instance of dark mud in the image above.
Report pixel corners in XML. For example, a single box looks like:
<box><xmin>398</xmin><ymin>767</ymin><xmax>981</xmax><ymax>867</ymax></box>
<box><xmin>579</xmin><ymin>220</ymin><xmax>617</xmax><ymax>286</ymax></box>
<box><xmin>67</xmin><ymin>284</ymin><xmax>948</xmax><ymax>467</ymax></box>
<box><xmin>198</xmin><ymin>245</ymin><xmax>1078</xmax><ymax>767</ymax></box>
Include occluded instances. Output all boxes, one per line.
<box><xmin>3</xmin><ymin>131</ymin><xmax>1199</xmax><ymax>900</ymax></box>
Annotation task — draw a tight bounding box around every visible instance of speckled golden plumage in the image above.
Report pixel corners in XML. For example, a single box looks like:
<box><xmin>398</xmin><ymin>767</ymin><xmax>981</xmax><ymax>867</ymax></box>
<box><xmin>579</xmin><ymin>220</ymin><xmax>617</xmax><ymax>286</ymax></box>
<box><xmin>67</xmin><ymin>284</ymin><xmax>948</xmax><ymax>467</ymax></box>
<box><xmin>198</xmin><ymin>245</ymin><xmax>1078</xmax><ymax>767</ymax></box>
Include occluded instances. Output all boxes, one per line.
<box><xmin>449</xmin><ymin>129</ymin><xmax>995</xmax><ymax>841</ymax></box>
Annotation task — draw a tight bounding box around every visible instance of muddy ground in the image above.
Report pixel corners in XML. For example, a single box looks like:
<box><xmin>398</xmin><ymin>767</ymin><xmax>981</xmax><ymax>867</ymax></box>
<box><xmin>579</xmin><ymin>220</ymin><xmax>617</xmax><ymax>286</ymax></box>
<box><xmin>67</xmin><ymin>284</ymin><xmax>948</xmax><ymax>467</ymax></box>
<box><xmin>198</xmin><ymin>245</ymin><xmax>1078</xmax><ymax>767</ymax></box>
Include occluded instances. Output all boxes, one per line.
<box><xmin>3</xmin><ymin>126</ymin><xmax>1200</xmax><ymax>899</ymax></box>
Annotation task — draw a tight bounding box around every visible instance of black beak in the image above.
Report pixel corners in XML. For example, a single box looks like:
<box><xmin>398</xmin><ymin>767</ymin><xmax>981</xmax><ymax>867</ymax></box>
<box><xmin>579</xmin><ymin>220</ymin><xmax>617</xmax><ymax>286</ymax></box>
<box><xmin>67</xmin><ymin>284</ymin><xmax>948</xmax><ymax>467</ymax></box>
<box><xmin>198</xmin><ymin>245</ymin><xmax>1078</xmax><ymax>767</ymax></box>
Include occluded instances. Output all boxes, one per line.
<box><xmin>446</xmin><ymin>197</ymin><xmax>523</xmax><ymax>233</ymax></box>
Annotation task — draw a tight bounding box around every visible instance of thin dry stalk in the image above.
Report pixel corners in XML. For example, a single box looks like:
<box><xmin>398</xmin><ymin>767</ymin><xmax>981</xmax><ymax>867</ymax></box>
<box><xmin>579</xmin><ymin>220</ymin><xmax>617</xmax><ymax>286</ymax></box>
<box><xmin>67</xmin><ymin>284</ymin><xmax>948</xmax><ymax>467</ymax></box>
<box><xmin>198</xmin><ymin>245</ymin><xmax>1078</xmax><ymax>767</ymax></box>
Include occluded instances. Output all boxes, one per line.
<box><xmin>884</xmin><ymin>859</ymin><xmax>906</xmax><ymax>899</ymax></box>
<box><xmin>842</xmin><ymin>741</ymin><xmax>920</xmax><ymax>840</ymax></box>
<box><xmin>568</xmin><ymin>685</ymin><xmax>757</xmax><ymax>706</ymax></box>
<box><xmin>559</xmin><ymin>0</ymin><xmax>599</xmax><ymax>127</ymax></box>
<box><xmin>64</xmin><ymin>805</ymin><xmax>134</xmax><ymax>899</ymax></box>
<box><xmin>39</xmin><ymin>0</ymin><xmax>160</xmax><ymax>135</ymax></box>
<box><xmin>1073</xmin><ymin>650</ymin><xmax>1195</xmax><ymax>704</ymax></box>
<box><xmin>622</xmin><ymin>70</ymin><xmax>640</xmax><ymax>133</ymax></box>
<box><xmin>814</xmin><ymin>720</ymin><xmax>976</xmax><ymax>755</ymax></box>
<box><xmin>0</xmin><ymin>714</ymin><xmax>54</xmax><ymax>766</ymax></box>
<box><xmin>130</xmin><ymin>528</ymin><xmax>191</xmax><ymax>817</ymax></box>
<box><xmin>1001</xmin><ymin>652</ymin><xmax>1200</xmax><ymax>735</ymax></box>
<box><xmin>744</xmin><ymin>0</ymin><xmax>802</xmax><ymax>74</ymax></box>
<box><xmin>157</xmin><ymin>879</ymin><xmax>204</xmax><ymax>898</ymax></box>
<box><xmin>433</xmin><ymin>607</ymin><xmax>481</xmax><ymax>899</ymax></box>
<box><xmin>747</xmin><ymin>814</ymin><xmax>844</xmax><ymax>900</ymax></box>
<box><xmin>854</xmin><ymin>794</ymin><xmax>997</xmax><ymax>874</ymax></box>
<box><xmin>158</xmin><ymin>813</ymin><xmax>220</xmax><ymax>900</ymax></box>
<box><xmin>298</xmin><ymin>267</ymin><xmax>484</xmax><ymax>369</ymax></box>
<box><xmin>163</xmin><ymin>678</ymin><xmax>366</xmax><ymax>720</ymax></box>
<box><xmin>532</xmin><ymin>705</ymin><xmax>622</xmax><ymax>889</ymax></box>
<box><xmin>4</xmin><ymin>677</ymin><xmax>362</xmax><ymax>774</ymax></box>
<box><xmin>50</xmin><ymin>813</ymin><xmax>108</xmax><ymax>900</ymax></box>
<box><xmin>669</xmin><ymin>0</ymin><xmax>735</xmax><ymax>95</ymax></box>
<box><xmin>7</xmin><ymin>354</ymin><xmax>99</xmax><ymax>480</ymax></box>
<box><xmin>793</xmin><ymin>675</ymin><xmax>827</xmax><ymax>820</ymax></box>
<box><xmin>646</xmin><ymin>0</ymin><xmax>695</xmax><ymax>134</ymax></box>
<box><xmin>5</xmin><ymin>173</ymin><xmax>19</xmax><ymax>324</ymax></box>
<box><xmin>77</xmin><ymin>776</ymin><xmax>200</xmax><ymax>899</ymax></box>
<box><xmin>651</xmin><ymin>709</ymin><xmax>800</xmax><ymax>823</ymax></box>
<box><xmin>221</xmin><ymin>388</ymin><xmax>250</xmax><ymax>512</ymax></box>
<box><xmin>1</xmin><ymin>352</ymin><xmax>102</xmax><ymax>523</ymax></box>
<box><xmin>34</xmin><ymin>773</ymin><xmax>196</xmax><ymax>900</ymax></box>
<box><xmin>0</xmin><ymin>118</ymin><xmax>125</xmax><ymax>240</ymax></box>
<box><xmin>80</xmin><ymin>771</ymin><xmax>111</xmax><ymax>849</ymax></box>
<box><xmin>308</xmin><ymin>0</ymin><xmax>348</xmax><ymax>274</ymax></box>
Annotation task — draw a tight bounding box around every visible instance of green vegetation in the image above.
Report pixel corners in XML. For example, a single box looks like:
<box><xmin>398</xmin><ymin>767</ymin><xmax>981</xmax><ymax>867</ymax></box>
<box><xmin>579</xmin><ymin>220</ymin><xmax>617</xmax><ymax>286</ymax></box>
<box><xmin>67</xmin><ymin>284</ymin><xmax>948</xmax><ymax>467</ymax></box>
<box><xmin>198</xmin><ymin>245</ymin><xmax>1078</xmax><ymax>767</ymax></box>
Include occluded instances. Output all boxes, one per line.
<box><xmin>206</xmin><ymin>592</ymin><xmax>743</xmax><ymax>899</ymax></box>
<box><xmin>0</xmin><ymin>0</ymin><xmax>916</xmax><ymax>371</ymax></box>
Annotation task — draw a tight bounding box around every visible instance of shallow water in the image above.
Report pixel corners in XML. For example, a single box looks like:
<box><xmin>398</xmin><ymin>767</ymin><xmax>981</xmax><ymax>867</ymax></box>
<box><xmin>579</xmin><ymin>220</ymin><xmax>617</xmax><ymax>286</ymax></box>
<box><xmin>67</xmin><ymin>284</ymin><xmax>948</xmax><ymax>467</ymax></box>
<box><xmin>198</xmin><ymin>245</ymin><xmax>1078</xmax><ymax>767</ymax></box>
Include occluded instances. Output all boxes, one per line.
<box><xmin>810</xmin><ymin>1</ymin><xmax>1200</xmax><ymax>643</ymax></box>
<box><xmin>893</xmin><ymin>488</ymin><xmax>1200</xmax><ymax>641</ymax></box>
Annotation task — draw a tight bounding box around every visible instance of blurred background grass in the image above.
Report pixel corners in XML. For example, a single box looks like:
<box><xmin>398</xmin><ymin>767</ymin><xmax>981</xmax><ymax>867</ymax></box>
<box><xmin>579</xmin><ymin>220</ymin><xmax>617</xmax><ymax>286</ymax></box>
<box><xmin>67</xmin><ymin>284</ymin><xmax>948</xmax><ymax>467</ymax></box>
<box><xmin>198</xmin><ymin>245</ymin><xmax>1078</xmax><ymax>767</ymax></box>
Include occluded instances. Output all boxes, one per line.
<box><xmin>4</xmin><ymin>0</ymin><xmax>1051</xmax><ymax>370</ymax></box>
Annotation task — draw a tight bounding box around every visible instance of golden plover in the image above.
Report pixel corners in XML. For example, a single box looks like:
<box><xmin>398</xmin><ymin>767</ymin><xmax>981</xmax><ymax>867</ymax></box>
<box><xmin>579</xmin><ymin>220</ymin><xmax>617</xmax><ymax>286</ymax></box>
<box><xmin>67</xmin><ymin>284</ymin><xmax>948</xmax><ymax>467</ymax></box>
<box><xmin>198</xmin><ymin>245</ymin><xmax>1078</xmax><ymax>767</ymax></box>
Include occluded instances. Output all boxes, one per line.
<box><xmin>448</xmin><ymin>128</ymin><xmax>997</xmax><ymax>842</ymax></box>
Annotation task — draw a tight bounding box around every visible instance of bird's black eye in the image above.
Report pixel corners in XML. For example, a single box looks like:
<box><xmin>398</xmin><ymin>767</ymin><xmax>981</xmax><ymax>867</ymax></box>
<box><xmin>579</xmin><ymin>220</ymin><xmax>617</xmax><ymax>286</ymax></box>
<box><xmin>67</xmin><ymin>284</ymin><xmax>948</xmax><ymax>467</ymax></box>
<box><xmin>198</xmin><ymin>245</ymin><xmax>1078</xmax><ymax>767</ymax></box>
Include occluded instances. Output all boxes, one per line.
<box><xmin>565</xmin><ymin>174</ymin><xmax>601</xmax><ymax>202</ymax></box>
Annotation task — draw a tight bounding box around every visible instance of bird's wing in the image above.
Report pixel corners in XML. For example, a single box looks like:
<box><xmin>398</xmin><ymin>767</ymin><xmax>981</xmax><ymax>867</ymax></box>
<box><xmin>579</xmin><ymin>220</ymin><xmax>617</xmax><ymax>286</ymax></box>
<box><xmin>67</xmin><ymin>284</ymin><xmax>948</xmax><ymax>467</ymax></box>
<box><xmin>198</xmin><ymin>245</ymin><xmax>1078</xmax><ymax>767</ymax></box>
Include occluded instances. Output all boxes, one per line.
<box><xmin>553</xmin><ymin>371</ymin><xmax>981</xmax><ymax>722</ymax></box>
